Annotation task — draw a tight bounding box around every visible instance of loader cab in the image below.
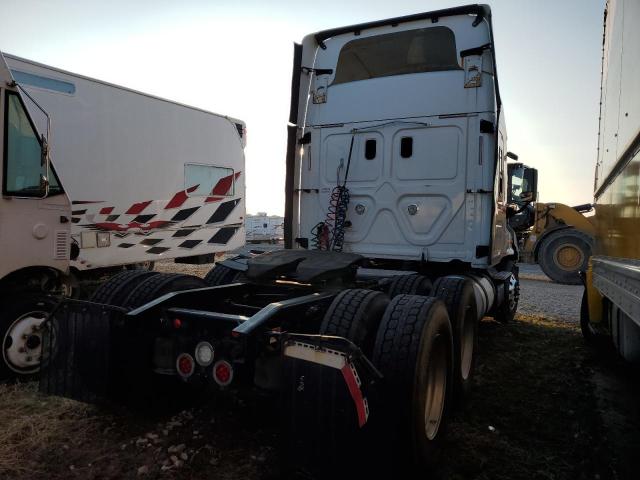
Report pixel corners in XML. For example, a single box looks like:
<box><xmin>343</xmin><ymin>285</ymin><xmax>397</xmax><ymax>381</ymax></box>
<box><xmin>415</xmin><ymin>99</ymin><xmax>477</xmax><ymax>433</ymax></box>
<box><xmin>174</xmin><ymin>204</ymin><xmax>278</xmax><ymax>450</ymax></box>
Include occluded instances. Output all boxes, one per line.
<box><xmin>506</xmin><ymin>162</ymin><xmax>538</xmax><ymax>232</ymax></box>
<box><xmin>507</xmin><ymin>162</ymin><xmax>538</xmax><ymax>206</ymax></box>
<box><xmin>287</xmin><ymin>5</ymin><xmax>515</xmax><ymax>268</ymax></box>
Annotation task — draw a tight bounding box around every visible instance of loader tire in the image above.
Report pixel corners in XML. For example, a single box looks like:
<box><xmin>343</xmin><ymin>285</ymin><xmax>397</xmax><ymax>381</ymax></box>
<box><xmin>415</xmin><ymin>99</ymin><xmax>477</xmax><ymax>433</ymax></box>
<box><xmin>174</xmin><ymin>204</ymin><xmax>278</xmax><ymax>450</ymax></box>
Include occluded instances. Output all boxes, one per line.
<box><xmin>204</xmin><ymin>264</ymin><xmax>245</xmax><ymax>286</ymax></box>
<box><xmin>320</xmin><ymin>289</ymin><xmax>389</xmax><ymax>355</ymax></box>
<box><xmin>372</xmin><ymin>295</ymin><xmax>453</xmax><ymax>470</ymax></box>
<box><xmin>538</xmin><ymin>228</ymin><xmax>592</xmax><ymax>285</ymax></box>
<box><xmin>0</xmin><ymin>294</ymin><xmax>59</xmax><ymax>380</ymax></box>
<box><xmin>388</xmin><ymin>274</ymin><xmax>432</xmax><ymax>298</ymax></box>
<box><xmin>431</xmin><ymin>277</ymin><xmax>478</xmax><ymax>401</ymax></box>
<box><xmin>90</xmin><ymin>270</ymin><xmax>159</xmax><ymax>306</ymax></box>
<box><xmin>123</xmin><ymin>273</ymin><xmax>207</xmax><ymax>309</ymax></box>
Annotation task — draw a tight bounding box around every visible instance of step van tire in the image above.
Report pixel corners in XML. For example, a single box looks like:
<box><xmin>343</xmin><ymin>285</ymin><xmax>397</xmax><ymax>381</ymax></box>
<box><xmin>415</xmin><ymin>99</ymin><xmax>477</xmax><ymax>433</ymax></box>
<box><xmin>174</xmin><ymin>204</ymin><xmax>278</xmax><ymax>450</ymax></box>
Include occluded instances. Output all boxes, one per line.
<box><xmin>0</xmin><ymin>294</ymin><xmax>59</xmax><ymax>380</ymax></box>
<box><xmin>372</xmin><ymin>294</ymin><xmax>453</xmax><ymax>470</ymax></box>
<box><xmin>430</xmin><ymin>277</ymin><xmax>478</xmax><ymax>401</ymax></box>
<box><xmin>90</xmin><ymin>270</ymin><xmax>159</xmax><ymax>306</ymax></box>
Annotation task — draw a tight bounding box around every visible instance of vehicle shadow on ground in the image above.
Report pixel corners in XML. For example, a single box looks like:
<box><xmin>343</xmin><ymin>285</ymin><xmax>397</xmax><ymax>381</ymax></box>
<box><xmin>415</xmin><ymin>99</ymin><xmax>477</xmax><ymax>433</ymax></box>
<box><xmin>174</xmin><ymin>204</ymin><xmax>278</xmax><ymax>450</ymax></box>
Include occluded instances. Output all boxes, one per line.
<box><xmin>437</xmin><ymin>315</ymin><xmax>625</xmax><ymax>480</ymax></box>
<box><xmin>0</xmin><ymin>314</ymin><xmax>634</xmax><ymax>480</ymax></box>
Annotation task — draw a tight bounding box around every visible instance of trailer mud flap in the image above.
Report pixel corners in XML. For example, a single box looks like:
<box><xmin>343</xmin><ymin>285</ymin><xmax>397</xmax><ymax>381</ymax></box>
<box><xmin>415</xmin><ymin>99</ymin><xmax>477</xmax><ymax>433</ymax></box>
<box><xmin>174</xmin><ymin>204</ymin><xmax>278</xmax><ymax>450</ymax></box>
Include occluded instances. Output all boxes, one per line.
<box><xmin>280</xmin><ymin>334</ymin><xmax>381</xmax><ymax>473</ymax></box>
<box><xmin>39</xmin><ymin>300</ymin><xmax>128</xmax><ymax>403</ymax></box>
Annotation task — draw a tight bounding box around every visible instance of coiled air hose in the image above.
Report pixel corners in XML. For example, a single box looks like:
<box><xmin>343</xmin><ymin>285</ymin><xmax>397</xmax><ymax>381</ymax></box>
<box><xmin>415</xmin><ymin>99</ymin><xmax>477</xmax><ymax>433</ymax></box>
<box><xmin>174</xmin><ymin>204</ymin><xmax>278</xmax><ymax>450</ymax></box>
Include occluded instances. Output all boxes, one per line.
<box><xmin>311</xmin><ymin>134</ymin><xmax>354</xmax><ymax>252</ymax></box>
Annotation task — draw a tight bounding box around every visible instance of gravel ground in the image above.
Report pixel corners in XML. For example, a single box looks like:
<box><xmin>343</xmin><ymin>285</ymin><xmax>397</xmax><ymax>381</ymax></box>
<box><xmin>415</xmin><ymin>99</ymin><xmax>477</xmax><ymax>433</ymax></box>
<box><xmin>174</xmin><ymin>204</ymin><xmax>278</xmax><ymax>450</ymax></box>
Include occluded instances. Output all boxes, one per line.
<box><xmin>517</xmin><ymin>263</ymin><xmax>583</xmax><ymax>324</ymax></box>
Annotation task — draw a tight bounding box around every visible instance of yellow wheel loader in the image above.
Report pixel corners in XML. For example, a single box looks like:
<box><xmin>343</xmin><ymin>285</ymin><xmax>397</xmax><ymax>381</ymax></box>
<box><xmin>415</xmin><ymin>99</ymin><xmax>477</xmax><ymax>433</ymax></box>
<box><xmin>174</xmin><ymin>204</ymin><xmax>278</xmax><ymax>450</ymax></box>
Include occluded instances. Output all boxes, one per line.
<box><xmin>508</xmin><ymin>163</ymin><xmax>596</xmax><ymax>284</ymax></box>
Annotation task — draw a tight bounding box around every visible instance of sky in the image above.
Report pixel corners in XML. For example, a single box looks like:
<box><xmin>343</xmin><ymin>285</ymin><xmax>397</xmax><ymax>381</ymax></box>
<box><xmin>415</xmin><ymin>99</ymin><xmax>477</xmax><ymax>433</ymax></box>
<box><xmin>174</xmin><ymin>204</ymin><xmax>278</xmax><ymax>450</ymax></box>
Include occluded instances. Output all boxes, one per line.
<box><xmin>1</xmin><ymin>0</ymin><xmax>606</xmax><ymax>215</ymax></box>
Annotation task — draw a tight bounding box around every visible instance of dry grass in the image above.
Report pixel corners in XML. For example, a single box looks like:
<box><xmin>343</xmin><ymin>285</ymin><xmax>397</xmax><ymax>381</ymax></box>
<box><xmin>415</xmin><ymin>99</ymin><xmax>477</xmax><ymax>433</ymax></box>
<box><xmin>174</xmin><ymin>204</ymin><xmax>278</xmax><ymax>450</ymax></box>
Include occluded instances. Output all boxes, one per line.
<box><xmin>0</xmin><ymin>383</ymin><xmax>104</xmax><ymax>478</ymax></box>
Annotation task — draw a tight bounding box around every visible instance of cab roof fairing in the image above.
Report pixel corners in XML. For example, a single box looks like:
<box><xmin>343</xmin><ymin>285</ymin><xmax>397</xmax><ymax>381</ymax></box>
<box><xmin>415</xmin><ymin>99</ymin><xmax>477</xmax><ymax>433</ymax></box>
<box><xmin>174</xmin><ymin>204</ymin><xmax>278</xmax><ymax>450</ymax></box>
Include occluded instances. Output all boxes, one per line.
<box><xmin>299</xmin><ymin>4</ymin><xmax>501</xmax><ymax>115</ymax></box>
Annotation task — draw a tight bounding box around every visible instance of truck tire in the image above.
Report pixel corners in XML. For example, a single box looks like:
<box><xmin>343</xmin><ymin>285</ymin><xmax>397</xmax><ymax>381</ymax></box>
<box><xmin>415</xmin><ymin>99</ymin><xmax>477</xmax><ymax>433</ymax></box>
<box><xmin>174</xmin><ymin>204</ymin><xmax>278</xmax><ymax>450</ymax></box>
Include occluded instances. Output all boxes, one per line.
<box><xmin>320</xmin><ymin>289</ymin><xmax>389</xmax><ymax>355</ymax></box>
<box><xmin>388</xmin><ymin>274</ymin><xmax>432</xmax><ymax>298</ymax></box>
<box><xmin>430</xmin><ymin>277</ymin><xmax>478</xmax><ymax>400</ymax></box>
<box><xmin>494</xmin><ymin>261</ymin><xmax>520</xmax><ymax>324</ymax></box>
<box><xmin>538</xmin><ymin>229</ymin><xmax>592</xmax><ymax>285</ymax></box>
<box><xmin>204</xmin><ymin>264</ymin><xmax>244</xmax><ymax>286</ymax></box>
<box><xmin>123</xmin><ymin>273</ymin><xmax>207</xmax><ymax>309</ymax></box>
<box><xmin>372</xmin><ymin>295</ymin><xmax>453</xmax><ymax>469</ymax></box>
<box><xmin>90</xmin><ymin>270</ymin><xmax>159</xmax><ymax>306</ymax></box>
<box><xmin>0</xmin><ymin>294</ymin><xmax>59</xmax><ymax>380</ymax></box>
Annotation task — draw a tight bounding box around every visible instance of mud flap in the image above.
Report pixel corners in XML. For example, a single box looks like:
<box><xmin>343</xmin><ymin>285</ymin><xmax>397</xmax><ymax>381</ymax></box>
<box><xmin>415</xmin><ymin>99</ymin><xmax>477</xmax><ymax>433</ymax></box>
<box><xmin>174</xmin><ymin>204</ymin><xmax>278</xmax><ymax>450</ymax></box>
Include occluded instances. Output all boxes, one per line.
<box><xmin>280</xmin><ymin>334</ymin><xmax>381</xmax><ymax>474</ymax></box>
<box><xmin>38</xmin><ymin>299</ymin><xmax>155</xmax><ymax>406</ymax></box>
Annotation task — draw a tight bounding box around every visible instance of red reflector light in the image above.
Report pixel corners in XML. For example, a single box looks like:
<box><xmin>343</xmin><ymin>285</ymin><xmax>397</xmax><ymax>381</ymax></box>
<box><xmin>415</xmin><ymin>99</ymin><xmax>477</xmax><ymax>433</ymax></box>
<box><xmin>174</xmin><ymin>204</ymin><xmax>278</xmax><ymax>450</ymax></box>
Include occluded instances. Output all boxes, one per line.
<box><xmin>212</xmin><ymin>360</ymin><xmax>233</xmax><ymax>386</ymax></box>
<box><xmin>176</xmin><ymin>353</ymin><xmax>195</xmax><ymax>378</ymax></box>
<box><xmin>173</xmin><ymin>318</ymin><xmax>182</xmax><ymax>329</ymax></box>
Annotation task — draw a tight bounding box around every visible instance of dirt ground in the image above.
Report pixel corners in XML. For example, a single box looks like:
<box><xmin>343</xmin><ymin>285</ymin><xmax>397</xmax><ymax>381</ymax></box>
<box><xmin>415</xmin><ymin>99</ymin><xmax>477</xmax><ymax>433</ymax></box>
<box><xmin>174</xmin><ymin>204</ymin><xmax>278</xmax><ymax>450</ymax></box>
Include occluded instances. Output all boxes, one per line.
<box><xmin>0</xmin><ymin>265</ymin><xmax>638</xmax><ymax>479</ymax></box>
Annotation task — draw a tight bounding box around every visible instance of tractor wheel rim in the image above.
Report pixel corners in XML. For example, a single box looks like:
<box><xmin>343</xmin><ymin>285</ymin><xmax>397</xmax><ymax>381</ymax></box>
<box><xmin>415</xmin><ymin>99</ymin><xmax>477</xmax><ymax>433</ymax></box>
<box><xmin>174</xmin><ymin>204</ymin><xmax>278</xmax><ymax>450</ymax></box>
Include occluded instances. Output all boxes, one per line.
<box><xmin>3</xmin><ymin>311</ymin><xmax>48</xmax><ymax>374</ymax></box>
<box><xmin>460</xmin><ymin>309</ymin><xmax>475</xmax><ymax>380</ymax></box>
<box><xmin>554</xmin><ymin>244</ymin><xmax>583</xmax><ymax>271</ymax></box>
<box><xmin>424</xmin><ymin>334</ymin><xmax>447</xmax><ymax>441</ymax></box>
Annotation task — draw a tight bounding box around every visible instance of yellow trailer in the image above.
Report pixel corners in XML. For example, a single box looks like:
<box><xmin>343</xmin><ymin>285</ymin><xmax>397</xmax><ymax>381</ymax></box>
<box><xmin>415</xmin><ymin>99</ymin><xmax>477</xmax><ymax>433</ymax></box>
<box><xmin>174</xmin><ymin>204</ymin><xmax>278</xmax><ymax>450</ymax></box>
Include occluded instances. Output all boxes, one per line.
<box><xmin>582</xmin><ymin>0</ymin><xmax>640</xmax><ymax>363</ymax></box>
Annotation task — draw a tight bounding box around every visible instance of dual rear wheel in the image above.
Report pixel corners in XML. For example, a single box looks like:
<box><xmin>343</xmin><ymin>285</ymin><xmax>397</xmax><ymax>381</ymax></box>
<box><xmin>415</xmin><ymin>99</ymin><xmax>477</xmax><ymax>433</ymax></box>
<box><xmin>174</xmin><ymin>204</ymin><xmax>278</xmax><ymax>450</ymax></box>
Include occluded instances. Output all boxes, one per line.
<box><xmin>316</xmin><ymin>277</ymin><xmax>479</xmax><ymax>471</ymax></box>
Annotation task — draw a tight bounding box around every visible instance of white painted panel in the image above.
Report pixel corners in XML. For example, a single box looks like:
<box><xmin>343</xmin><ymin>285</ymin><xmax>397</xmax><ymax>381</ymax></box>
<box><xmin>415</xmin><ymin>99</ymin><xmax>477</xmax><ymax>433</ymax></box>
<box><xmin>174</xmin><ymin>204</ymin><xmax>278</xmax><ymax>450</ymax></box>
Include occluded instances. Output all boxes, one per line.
<box><xmin>392</xmin><ymin>126</ymin><xmax>460</xmax><ymax>180</ymax></box>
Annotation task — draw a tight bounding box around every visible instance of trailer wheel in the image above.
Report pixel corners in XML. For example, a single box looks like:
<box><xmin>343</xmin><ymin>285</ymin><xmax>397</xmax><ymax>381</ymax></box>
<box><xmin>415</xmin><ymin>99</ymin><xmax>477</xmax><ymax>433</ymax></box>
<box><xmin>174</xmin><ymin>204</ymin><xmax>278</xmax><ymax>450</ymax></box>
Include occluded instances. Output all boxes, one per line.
<box><xmin>203</xmin><ymin>264</ymin><xmax>244</xmax><ymax>286</ymax></box>
<box><xmin>430</xmin><ymin>277</ymin><xmax>478</xmax><ymax>401</ymax></box>
<box><xmin>372</xmin><ymin>295</ymin><xmax>453</xmax><ymax>469</ymax></box>
<box><xmin>538</xmin><ymin>229</ymin><xmax>592</xmax><ymax>285</ymax></box>
<box><xmin>0</xmin><ymin>294</ymin><xmax>59</xmax><ymax>380</ymax></box>
<box><xmin>320</xmin><ymin>289</ymin><xmax>389</xmax><ymax>355</ymax></box>
<box><xmin>90</xmin><ymin>270</ymin><xmax>159</xmax><ymax>306</ymax></box>
<box><xmin>123</xmin><ymin>273</ymin><xmax>207</xmax><ymax>309</ymax></box>
<box><xmin>388</xmin><ymin>274</ymin><xmax>432</xmax><ymax>298</ymax></box>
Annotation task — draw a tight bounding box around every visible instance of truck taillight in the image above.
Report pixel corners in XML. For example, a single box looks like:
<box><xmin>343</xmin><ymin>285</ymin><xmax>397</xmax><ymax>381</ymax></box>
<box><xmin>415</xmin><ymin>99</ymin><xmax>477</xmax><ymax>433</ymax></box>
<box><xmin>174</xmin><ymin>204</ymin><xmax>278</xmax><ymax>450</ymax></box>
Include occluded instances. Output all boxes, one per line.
<box><xmin>176</xmin><ymin>353</ymin><xmax>195</xmax><ymax>378</ymax></box>
<box><xmin>212</xmin><ymin>360</ymin><xmax>233</xmax><ymax>386</ymax></box>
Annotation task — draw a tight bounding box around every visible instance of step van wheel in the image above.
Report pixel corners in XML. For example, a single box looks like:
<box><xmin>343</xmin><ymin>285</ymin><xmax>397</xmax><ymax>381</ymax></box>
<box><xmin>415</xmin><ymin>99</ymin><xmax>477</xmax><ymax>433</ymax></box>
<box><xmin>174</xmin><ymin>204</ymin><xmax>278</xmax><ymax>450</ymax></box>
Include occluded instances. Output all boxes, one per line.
<box><xmin>430</xmin><ymin>277</ymin><xmax>478</xmax><ymax>401</ymax></box>
<box><xmin>388</xmin><ymin>274</ymin><xmax>432</xmax><ymax>298</ymax></box>
<box><xmin>538</xmin><ymin>228</ymin><xmax>592</xmax><ymax>285</ymax></box>
<box><xmin>203</xmin><ymin>264</ymin><xmax>245</xmax><ymax>287</ymax></box>
<box><xmin>372</xmin><ymin>294</ymin><xmax>453</xmax><ymax>470</ymax></box>
<box><xmin>123</xmin><ymin>273</ymin><xmax>208</xmax><ymax>309</ymax></box>
<box><xmin>0</xmin><ymin>294</ymin><xmax>59</xmax><ymax>380</ymax></box>
<box><xmin>90</xmin><ymin>270</ymin><xmax>160</xmax><ymax>306</ymax></box>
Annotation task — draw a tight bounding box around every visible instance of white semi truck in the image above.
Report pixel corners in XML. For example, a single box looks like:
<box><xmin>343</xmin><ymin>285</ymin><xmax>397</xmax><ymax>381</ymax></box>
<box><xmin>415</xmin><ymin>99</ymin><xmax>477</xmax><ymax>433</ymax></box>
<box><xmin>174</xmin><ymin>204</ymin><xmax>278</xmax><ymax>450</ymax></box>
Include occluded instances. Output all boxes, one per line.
<box><xmin>0</xmin><ymin>52</ymin><xmax>246</xmax><ymax>378</ymax></box>
<box><xmin>40</xmin><ymin>4</ymin><xmax>528</xmax><ymax>475</ymax></box>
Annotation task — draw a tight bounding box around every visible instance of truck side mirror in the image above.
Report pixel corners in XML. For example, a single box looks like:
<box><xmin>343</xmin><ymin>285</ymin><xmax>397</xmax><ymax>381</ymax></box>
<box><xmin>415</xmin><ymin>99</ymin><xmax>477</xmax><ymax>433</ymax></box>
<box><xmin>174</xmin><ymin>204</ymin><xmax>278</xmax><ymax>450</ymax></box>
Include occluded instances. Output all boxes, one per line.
<box><xmin>506</xmin><ymin>151</ymin><xmax>519</xmax><ymax>160</ymax></box>
<box><xmin>39</xmin><ymin>134</ymin><xmax>50</xmax><ymax>197</ymax></box>
<box><xmin>40</xmin><ymin>173</ymin><xmax>50</xmax><ymax>197</ymax></box>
